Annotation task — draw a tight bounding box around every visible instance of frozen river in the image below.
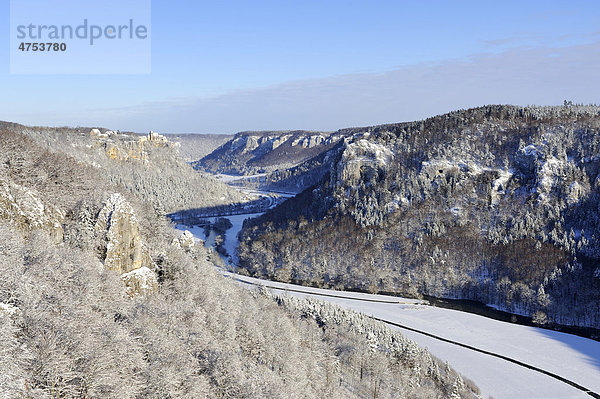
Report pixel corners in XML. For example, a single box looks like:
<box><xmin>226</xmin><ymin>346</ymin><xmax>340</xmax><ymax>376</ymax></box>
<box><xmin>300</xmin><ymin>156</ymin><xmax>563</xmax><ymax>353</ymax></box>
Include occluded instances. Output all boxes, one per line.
<box><xmin>176</xmin><ymin>212</ymin><xmax>263</xmax><ymax>269</ymax></box>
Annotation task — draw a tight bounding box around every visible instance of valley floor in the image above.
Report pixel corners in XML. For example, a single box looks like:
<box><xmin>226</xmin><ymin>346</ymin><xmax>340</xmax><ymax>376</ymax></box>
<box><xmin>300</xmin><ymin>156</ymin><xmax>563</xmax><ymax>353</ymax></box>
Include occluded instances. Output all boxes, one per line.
<box><xmin>222</xmin><ymin>271</ymin><xmax>600</xmax><ymax>399</ymax></box>
<box><xmin>176</xmin><ymin>178</ymin><xmax>600</xmax><ymax>399</ymax></box>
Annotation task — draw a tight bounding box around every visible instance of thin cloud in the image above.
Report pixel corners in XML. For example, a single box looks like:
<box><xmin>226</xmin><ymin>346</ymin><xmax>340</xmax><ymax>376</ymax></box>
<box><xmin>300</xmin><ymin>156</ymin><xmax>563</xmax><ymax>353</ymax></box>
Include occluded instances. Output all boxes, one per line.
<box><xmin>20</xmin><ymin>41</ymin><xmax>600</xmax><ymax>133</ymax></box>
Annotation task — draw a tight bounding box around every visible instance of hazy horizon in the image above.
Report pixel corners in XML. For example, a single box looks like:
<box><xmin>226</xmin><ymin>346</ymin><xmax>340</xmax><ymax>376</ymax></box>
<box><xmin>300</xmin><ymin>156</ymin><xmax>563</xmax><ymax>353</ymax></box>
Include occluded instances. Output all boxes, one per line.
<box><xmin>2</xmin><ymin>1</ymin><xmax>600</xmax><ymax>133</ymax></box>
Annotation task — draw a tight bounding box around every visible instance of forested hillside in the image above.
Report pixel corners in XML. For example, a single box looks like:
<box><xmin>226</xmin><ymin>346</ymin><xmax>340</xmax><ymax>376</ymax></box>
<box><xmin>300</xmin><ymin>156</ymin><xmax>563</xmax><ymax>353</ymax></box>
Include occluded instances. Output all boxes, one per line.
<box><xmin>0</xmin><ymin>126</ymin><xmax>479</xmax><ymax>398</ymax></box>
<box><xmin>239</xmin><ymin>105</ymin><xmax>600</xmax><ymax>330</ymax></box>
<box><xmin>0</xmin><ymin>122</ymin><xmax>241</xmax><ymax>213</ymax></box>
<box><xmin>193</xmin><ymin>130</ymin><xmax>343</xmax><ymax>176</ymax></box>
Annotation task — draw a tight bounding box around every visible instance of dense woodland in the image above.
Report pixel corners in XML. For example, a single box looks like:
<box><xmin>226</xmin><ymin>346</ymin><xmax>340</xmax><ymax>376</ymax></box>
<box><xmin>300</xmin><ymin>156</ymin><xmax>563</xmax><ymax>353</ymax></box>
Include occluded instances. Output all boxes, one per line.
<box><xmin>0</xmin><ymin>122</ymin><xmax>241</xmax><ymax>213</ymax></box>
<box><xmin>239</xmin><ymin>105</ymin><xmax>600</xmax><ymax>330</ymax></box>
<box><xmin>0</xmin><ymin>126</ymin><xmax>479</xmax><ymax>398</ymax></box>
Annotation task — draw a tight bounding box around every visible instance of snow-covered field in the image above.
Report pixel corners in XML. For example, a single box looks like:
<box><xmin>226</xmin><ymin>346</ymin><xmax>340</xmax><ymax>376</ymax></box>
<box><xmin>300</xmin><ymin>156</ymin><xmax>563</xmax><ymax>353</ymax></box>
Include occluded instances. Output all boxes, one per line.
<box><xmin>214</xmin><ymin>173</ymin><xmax>268</xmax><ymax>183</ymax></box>
<box><xmin>217</xmin><ymin>213</ymin><xmax>263</xmax><ymax>266</ymax></box>
<box><xmin>225</xmin><ymin>272</ymin><xmax>600</xmax><ymax>399</ymax></box>
<box><xmin>179</xmin><ymin>212</ymin><xmax>600</xmax><ymax>399</ymax></box>
<box><xmin>176</xmin><ymin>212</ymin><xmax>263</xmax><ymax>267</ymax></box>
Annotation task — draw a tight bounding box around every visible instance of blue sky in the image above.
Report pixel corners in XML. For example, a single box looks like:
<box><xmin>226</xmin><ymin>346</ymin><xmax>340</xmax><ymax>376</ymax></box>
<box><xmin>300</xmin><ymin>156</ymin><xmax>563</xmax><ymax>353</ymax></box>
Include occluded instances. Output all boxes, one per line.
<box><xmin>2</xmin><ymin>0</ymin><xmax>600</xmax><ymax>133</ymax></box>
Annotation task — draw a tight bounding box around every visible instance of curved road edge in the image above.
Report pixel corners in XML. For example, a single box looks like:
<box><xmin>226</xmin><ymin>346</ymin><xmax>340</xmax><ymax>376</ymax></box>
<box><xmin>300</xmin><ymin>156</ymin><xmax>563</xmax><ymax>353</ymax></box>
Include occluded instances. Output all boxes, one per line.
<box><xmin>227</xmin><ymin>273</ymin><xmax>600</xmax><ymax>399</ymax></box>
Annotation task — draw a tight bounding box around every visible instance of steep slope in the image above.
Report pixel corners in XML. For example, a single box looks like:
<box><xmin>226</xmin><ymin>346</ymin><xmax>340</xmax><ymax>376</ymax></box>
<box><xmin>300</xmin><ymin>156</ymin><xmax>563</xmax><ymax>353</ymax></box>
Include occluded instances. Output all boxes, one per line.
<box><xmin>252</xmin><ymin>141</ymin><xmax>346</xmax><ymax>193</ymax></box>
<box><xmin>193</xmin><ymin>130</ymin><xmax>344</xmax><ymax>176</ymax></box>
<box><xmin>1</xmin><ymin>122</ymin><xmax>242</xmax><ymax>213</ymax></box>
<box><xmin>0</xmin><ymin>126</ymin><xmax>479</xmax><ymax>398</ymax></box>
<box><xmin>0</xmin><ymin>129</ymin><xmax>159</xmax><ymax>295</ymax></box>
<box><xmin>239</xmin><ymin>104</ymin><xmax>600</xmax><ymax>330</ymax></box>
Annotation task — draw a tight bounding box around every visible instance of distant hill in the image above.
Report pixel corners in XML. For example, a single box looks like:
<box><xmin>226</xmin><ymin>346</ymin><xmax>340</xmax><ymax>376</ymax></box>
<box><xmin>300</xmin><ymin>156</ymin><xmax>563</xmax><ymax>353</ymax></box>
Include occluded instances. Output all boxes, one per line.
<box><xmin>239</xmin><ymin>104</ymin><xmax>600</xmax><ymax>331</ymax></box>
<box><xmin>169</xmin><ymin>133</ymin><xmax>233</xmax><ymax>162</ymax></box>
<box><xmin>192</xmin><ymin>130</ymin><xmax>344</xmax><ymax>176</ymax></box>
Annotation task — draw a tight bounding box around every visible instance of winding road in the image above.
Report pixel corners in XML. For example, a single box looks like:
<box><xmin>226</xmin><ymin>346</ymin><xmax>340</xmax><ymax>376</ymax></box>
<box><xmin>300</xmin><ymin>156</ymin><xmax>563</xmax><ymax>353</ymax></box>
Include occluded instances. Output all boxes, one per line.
<box><xmin>183</xmin><ymin>182</ymin><xmax>600</xmax><ymax>399</ymax></box>
<box><xmin>220</xmin><ymin>271</ymin><xmax>600</xmax><ymax>399</ymax></box>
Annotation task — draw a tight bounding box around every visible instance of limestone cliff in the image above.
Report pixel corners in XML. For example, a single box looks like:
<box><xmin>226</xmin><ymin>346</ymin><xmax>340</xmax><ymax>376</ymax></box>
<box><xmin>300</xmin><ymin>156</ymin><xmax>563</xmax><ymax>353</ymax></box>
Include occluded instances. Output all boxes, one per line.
<box><xmin>93</xmin><ymin>193</ymin><xmax>158</xmax><ymax>296</ymax></box>
<box><xmin>94</xmin><ymin>193</ymin><xmax>152</xmax><ymax>274</ymax></box>
<box><xmin>335</xmin><ymin>137</ymin><xmax>393</xmax><ymax>189</ymax></box>
<box><xmin>90</xmin><ymin>129</ymin><xmax>174</xmax><ymax>163</ymax></box>
<box><xmin>194</xmin><ymin>130</ymin><xmax>344</xmax><ymax>175</ymax></box>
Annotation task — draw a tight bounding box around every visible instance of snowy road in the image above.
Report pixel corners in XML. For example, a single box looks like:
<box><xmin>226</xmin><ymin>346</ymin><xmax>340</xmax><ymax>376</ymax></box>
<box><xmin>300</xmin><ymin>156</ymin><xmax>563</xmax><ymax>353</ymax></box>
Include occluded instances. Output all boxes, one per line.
<box><xmin>223</xmin><ymin>272</ymin><xmax>600</xmax><ymax>399</ymax></box>
<box><xmin>178</xmin><ymin>187</ymin><xmax>600</xmax><ymax>399</ymax></box>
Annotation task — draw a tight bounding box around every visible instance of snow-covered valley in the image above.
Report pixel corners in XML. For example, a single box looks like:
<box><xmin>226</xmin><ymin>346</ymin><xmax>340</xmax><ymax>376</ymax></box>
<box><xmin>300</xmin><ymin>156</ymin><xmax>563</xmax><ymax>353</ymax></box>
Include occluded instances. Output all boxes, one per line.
<box><xmin>226</xmin><ymin>272</ymin><xmax>600</xmax><ymax>399</ymax></box>
<box><xmin>176</xmin><ymin>212</ymin><xmax>263</xmax><ymax>268</ymax></box>
<box><xmin>178</xmin><ymin>218</ymin><xmax>600</xmax><ymax>399</ymax></box>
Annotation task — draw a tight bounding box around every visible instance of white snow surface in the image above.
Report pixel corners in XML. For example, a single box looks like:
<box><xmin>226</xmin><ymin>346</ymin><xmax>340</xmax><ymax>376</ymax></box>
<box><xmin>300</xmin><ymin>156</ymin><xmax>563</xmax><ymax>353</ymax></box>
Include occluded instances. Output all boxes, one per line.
<box><xmin>176</xmin><ymin>213</ymin><xmax>263</xmax><ymax>267</ymax></box>
<box><xmin>218</xmin><ymin>213</ymin><xmax>263</xmax><ymax>265</ymax></box>
<box><xmin>0</xmin><ymin>302</ymin><xmax>18</xmax><ymax>316</ymax></box>
<box><xmin>343</xmin><ymin>139</ymin><xmax>393</xmax><ymax>167</ymax></box>
<box><xmin>178</xmin><ymin>203</ymin><xmax>600</xmax><ymax>399</ymax></box>
<box><xmin>215</xmin><ymin>173</ymin><xmax>268</xmax><ymax>183</ymax></box>
<box><xmin>223</xmin><ymin>272</ymin><xmax>600</xmax><ymax>399</ymax></box>
<box><xmin>121</xmin><ymin>266</ymin><xmax>157</xmax><ymax>291</ymax></box>
<box><xmin>522</xmin><ymin>144</ymin><xmax>540</xmax><ymax>156</ymax></box>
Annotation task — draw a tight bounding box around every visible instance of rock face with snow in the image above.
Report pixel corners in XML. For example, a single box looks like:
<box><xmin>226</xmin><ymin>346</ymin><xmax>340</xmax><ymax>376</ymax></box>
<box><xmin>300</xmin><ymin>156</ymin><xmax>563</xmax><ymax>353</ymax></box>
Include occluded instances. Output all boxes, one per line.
<box><xmin>93</xmin><ymin>193</ymin><xmax>158</xmax><ymax>296</ymax></box>
<box><xmin>335</xmin><ymin>138</ymin><xmax>394</xmax><ymax>187</ymax></box>
<box><xmin>91</xmin><ymin>129</ymin><xmax>173</xmax><ymax>164</ymax></box>
<box><xmin>239</xmin><ymin>105</ymin><xmax>600</xmax><ymax>330</ymax></box>
<box><xmin>94</xmin><ymin>193</ymin><xmax>152</xmax><ymax>275</ymax></box>
<box><xmin>0</xmin><ymin>177</ymin><xmax>64</xmax><ymax>242</ymax></box>
<box><xmin>171</xmin><ymin>229</ymin><xmax>196</xmax><ymax>252</ymax></box>
<box><xmin>121</xmin><ymin>266</ymin><xmax>158</xmax><ymax>296</ymax></box>
<box><xmin>193</xmin><ymin>130</ymin><xmax>345</xmax><ymax>176</ymax></box>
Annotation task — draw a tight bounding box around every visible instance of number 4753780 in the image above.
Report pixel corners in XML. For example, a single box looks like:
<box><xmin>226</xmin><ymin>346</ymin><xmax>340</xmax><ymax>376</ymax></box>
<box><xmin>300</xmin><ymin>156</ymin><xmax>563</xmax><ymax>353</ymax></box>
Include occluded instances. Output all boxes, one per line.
<box><xmin>18</xmin><ymin>42</ymin><xmax>67</xmax><ymax>51</ymax></box>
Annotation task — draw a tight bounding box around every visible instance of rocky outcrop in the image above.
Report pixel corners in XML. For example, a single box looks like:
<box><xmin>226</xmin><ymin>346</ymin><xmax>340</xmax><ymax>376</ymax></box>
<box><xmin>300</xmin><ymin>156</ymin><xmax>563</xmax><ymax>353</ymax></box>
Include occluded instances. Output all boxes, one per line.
<box><xmin>94</xmin><ymin>193</ymin><xmax>158</xmax><ymax>296</ymax></box>
<box><xmin>335</xmin><ymin>138</ymin><xmax>393</xmax><ymax>188</ymax></box>
<box><xmin>228</xmin><ymin>133</ymin><xmax>331</xmax><ymax>154</ymax></box>
<box><xmin>0</xmin><ymin>177</ymin><xmax>64</xmax><ymax>242</ymax></box>
<box><xmin>145</xmin><ymin>130</ymin><xmax>169</xmax><ymax>144</ymax></box>
<box><xmin>121</xmin><ymin>266</ymin><xmax>158</xmax><ymax>297</ymax></box>
<box><xmin>94</xmin><ymin>193</ymin><xmax>152</xmax><ymax>274</ymax></box>
<box><xmin>194</xmin><ymin>130</ymin><xmax>345</xmax><ymax>175</ymax></box>
<box><xmin>90</xmin><ymin>129</ymin><xmax>173</xmax><ymax>163</ymax></box>
<box><xmin>171</xmin><ymin>230</ymin><xmax>196</xmax><ymax>252</ymax></box>
<box><xmin>291</xmin><ymin>134</ymin><xmax>334</xmax><ymax>148</ymax></box>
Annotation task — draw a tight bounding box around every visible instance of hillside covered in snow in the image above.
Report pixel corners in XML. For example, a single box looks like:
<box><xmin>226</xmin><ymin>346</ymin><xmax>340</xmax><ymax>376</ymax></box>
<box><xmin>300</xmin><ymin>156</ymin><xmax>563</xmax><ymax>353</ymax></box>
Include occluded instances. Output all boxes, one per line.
<box><xmin>192</xmin><ymin>130</ymin><xmax>347</xmax><ymax>192</ymax></box>
<box><xmin>0</xmin><ymin>124</ymin><xmax>480</xmax><ymax>398</ymax></box>
<box><xmin>239</xmin><ymin>104</ymin><xmax>600</xmax><ymax>331</ymax></box>
<box><xmin>0</xmin><ymin>121</ymin><xmax>242</xmax><ymax>213</ymax></box>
